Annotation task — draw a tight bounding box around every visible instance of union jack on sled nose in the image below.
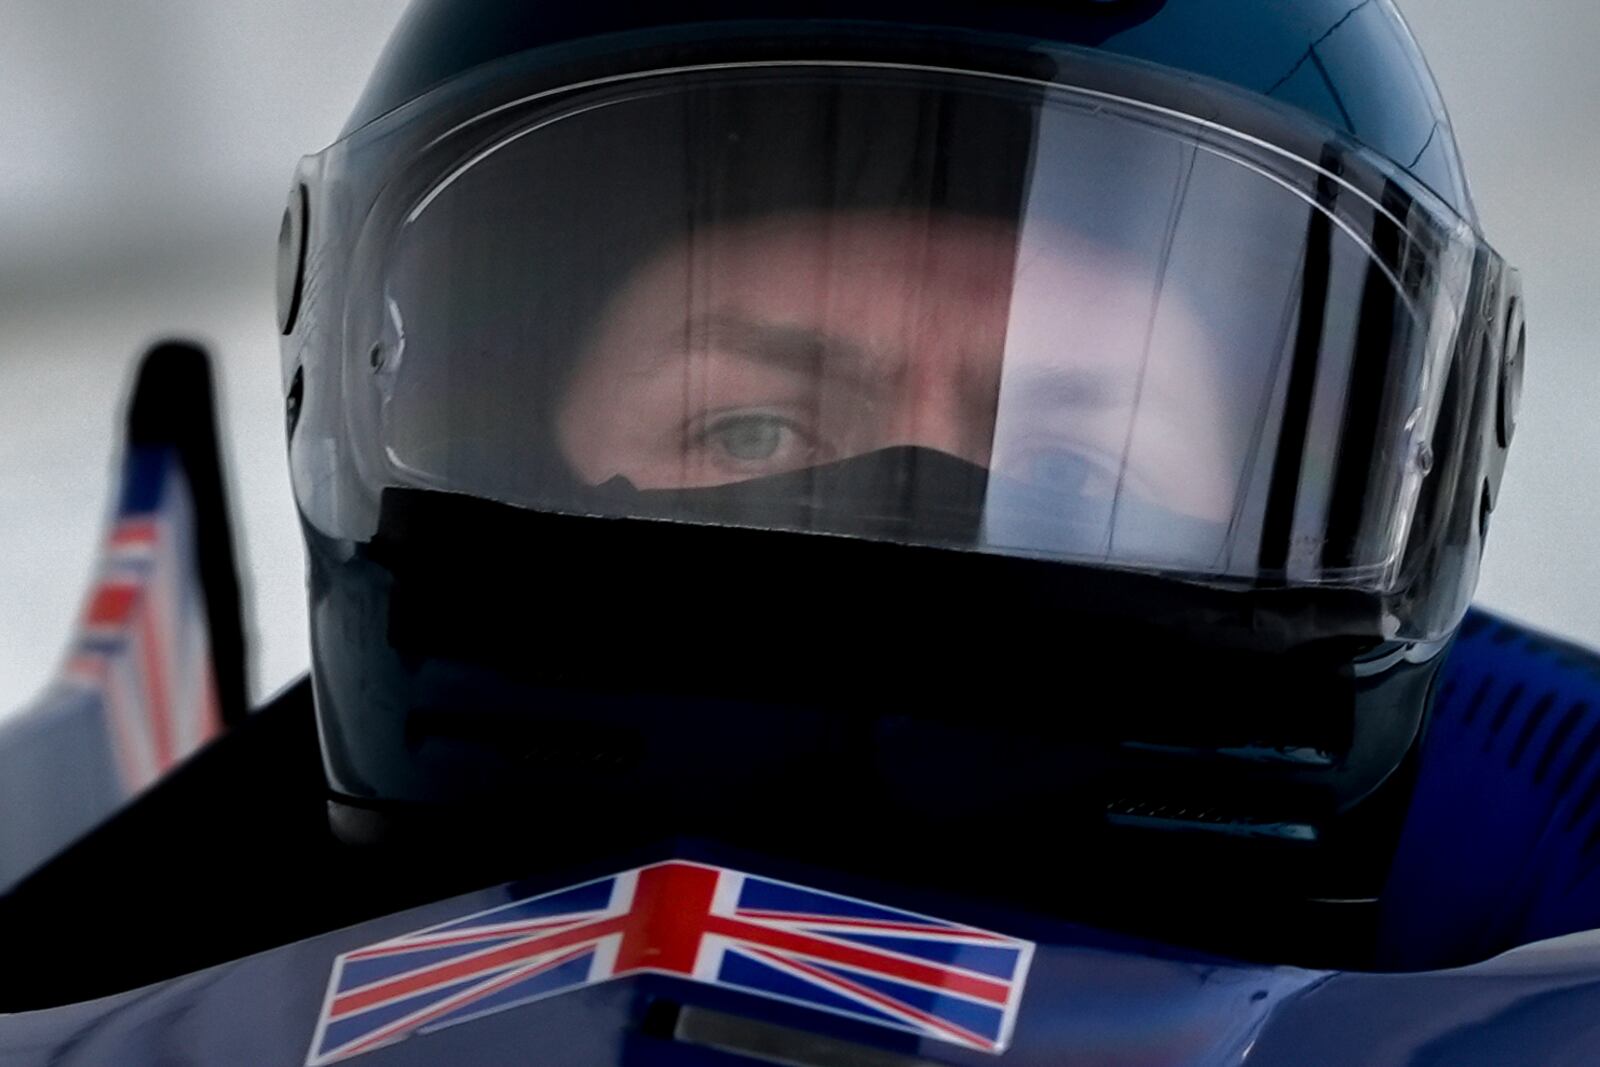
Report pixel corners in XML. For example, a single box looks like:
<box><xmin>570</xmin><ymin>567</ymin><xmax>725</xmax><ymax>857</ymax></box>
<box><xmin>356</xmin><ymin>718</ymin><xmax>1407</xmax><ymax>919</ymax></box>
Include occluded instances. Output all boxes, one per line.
<box><xmin>307</xmin><ymin>860</ymin><xmax>1035</xmax><ymax>1065</ymax></box>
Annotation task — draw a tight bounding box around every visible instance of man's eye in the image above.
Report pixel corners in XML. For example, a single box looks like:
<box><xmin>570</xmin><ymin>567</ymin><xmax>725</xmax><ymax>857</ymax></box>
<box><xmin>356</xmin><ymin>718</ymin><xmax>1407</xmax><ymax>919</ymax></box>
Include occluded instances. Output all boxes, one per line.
<box><xmin>709</xmin><ymin>414</ymin><xmax>788</xmax><ymax>460</ymax></box>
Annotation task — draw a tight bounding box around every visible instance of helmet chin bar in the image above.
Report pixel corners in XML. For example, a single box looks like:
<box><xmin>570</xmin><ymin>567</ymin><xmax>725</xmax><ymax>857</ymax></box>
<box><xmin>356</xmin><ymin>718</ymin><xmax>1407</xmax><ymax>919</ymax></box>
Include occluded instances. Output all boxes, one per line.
<box><xmin>305</xmin><ymin>479</ymin><xmax>1442</xmax><ymax>967</ymax></box>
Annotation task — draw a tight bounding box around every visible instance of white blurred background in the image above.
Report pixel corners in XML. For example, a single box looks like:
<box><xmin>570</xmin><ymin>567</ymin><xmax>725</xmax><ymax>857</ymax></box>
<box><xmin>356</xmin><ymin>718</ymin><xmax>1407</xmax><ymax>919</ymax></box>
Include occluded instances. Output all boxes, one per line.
<box><xmin>1</xmin><ymin>1</ymin><xmax>1596</xmax><ymax>719</ymax></box>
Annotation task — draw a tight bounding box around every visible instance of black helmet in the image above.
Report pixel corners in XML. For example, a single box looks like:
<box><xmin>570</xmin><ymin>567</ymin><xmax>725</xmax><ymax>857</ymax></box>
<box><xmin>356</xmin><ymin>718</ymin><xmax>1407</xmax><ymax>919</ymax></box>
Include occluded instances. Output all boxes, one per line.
<box><xmin>278</xmin><ymin>0</ymin><xmax>1523</xmax><ymax>957</ymax></box>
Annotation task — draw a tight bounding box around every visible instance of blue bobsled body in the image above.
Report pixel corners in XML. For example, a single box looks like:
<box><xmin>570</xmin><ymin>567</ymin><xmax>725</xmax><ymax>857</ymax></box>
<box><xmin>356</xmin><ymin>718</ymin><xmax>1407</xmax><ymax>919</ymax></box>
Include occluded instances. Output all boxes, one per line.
<box><xmin>5</xmin><ymin>840</ymin><xmax>1600</xmax><ymax>1066</ymax></box>
<box><xmin>7</xmin><ymin>608</ymin><xmax>1600</xmax><ymax>1065</ymax></box>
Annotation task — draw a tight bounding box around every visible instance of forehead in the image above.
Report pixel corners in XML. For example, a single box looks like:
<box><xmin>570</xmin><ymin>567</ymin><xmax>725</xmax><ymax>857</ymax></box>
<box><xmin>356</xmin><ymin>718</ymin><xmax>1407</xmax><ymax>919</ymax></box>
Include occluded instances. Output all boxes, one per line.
<box><xmin>589</xmin><ymin>210</ymin><xmax>1205</xmax><ymax>378</ymax></box>
<box><xmin>597</xmin><ymin>211</ymin><xmax>1155</xmax><ymax>327</ymax></box>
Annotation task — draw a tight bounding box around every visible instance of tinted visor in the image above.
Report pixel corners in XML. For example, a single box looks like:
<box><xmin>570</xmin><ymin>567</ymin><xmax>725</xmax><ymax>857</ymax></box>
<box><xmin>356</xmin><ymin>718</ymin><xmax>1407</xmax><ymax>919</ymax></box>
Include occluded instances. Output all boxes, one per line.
<box><xmin>349</xmin><ymin>67</ymin><xmax>1473</xmax><ymax>589</ymax></box>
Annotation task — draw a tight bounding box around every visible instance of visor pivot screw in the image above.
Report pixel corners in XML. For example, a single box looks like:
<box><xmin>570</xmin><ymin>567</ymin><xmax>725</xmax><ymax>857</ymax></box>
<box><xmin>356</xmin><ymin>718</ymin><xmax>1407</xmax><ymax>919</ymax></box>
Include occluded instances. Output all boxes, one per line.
<box><xmin>1412</xmin><ymin>439</ymin><xmax>1434</xmax><ymax>477</ymax></box>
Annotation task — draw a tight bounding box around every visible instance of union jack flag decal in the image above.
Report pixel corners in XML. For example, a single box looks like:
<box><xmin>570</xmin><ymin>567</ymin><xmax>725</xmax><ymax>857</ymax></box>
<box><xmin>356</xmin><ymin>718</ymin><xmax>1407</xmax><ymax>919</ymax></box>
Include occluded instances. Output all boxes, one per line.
<box><xmin>60</xmin><ymin>447</ymin><xmax>222</xmax><ymax>792</ymax></box>
<box><xmin>307</xmin><ymin>860</ymin><xmax>1035</xmax><ymax>1064</ymax></box>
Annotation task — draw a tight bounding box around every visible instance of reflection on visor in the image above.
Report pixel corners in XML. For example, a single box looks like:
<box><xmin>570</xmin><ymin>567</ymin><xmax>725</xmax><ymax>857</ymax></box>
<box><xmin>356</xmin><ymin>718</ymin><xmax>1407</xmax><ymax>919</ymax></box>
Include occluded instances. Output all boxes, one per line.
<box><xmin>363</xmin><ymin>70</ymin><xmax>1463</xmax><ymax>588</ymax></box>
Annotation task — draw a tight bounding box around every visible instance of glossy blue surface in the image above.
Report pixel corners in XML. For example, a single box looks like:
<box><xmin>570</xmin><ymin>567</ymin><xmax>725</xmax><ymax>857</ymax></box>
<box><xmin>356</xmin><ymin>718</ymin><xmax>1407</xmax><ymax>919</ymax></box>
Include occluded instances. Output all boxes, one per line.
<box><xmin>1382</xmin><ymin>609</ymin><xmax>1600</xmax><ymax>969</ymax></box>
<box><xmin>8</xmin><ymin>844</ymin><xmax>1600</xmax><ymax>1066</ymax></box>
<box><xmin>345</xmin><ymin>0</ymin><xmax>1471</xmax><ymax>215</ymax></box>
<box><xmin>11</xmin><ymin>608</ymin><xmax>1600</xmax><ymax>1063</ymax></box>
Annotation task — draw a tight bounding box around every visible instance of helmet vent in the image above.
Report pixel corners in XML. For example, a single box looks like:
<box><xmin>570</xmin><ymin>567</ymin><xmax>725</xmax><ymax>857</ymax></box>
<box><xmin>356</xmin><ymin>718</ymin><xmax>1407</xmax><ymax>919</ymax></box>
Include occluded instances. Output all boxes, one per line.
<box><xmin>1459</xmin><ymin>674</ymin><xmax>1494</xmax><ymax>725</ymax></box>
<box><xmin>1505</xmin><ymin>693</ymin><xmax>1556</xmax><ymax>768</ymax></box>
<box><xmin>1105</xmin><ymin>798</ymin><xmax>1319</xmax><ymax>843</ymax></box>
<box><xmin>1551</xmin><ymin>714</ymin><xmax>1600</xmax><ymax>799</ymax></box>
<box><xmin>1531</xmin><ymin>700</ymin><xmax>1587</xmax><ymax>784</ymax></box>
<box><xmin>1482</xmin><ymin>682</ymin><xmax>1527</xmax><ymax>745</ymax></box>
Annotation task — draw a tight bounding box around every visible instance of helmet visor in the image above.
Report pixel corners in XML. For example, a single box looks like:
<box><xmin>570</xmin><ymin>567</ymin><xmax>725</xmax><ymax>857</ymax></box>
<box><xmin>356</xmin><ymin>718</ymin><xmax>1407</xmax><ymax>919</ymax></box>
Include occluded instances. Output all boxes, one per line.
<box><xmin>348</xmin><ymin>66</ymin><xmax>1474</xmax><ymax>590</ymax></box>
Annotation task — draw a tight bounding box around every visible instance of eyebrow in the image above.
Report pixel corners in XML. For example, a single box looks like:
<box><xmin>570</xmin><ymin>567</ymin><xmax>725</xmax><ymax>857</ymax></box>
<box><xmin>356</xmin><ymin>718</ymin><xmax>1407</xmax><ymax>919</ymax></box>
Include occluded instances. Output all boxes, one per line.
<box><xmin>658</xmin><ymin>313</ymin><xmax>886</xmax><ymax>385</ymax></box>
<box><xmin>649</xmin><ymin>314</ymin><xmax>1136</xmax><ymax>408</ymax></box>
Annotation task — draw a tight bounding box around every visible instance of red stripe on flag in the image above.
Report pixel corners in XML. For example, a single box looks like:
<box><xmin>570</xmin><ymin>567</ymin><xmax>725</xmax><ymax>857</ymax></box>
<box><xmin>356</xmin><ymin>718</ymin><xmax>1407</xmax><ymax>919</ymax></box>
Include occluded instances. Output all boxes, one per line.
<box><xmin>64</xmin><ymin>653</ymin><xmax>107</xmax><ymax>684</ymax></box>
<box><xmin>111</xmin><ymin>520</ymin><xmax>158</xmax><ymax>546</ymax></box>
<box><xmin>86</xmin><ymin>583</ymin><xmax>140</xmax><ymax>627</ymax></box>
<box><xmin>330</xmin><ymin>914</ymin><xmax>629</xmax><ymax>1018</ymax></box>
<box><xmin>613</xmin><ymin>862</ymin><xmax>720</xmax><ymax>974</ymax></box>
<box><xmin>337</xmin><ymin>944</ymin><xmax>594</xmax><ymax>1061</ymax></box>
<box><xmin>345</xmin><ymin>916</ymin><xmax>594</xmax><ymax>961</ymax></box>
<box><xmin>704</xmin><ymin>914</ymin><xmax>1011</xmax><ymax>1006</ymax></box>
<box><xmin>101</xmin><ymin>660</ymin><xmax>149</xmax><ymax>793</ymax></box>
<box><xmin>734</xmin><ymin>910</ymin><xmax>1008</xmax><ymax>940</ymax></box>
<box><xmin>136</xmin><ymin>600</ymin><xmax>176</xmax><ymax>773</ymax></box>
<box><xmin>745</xmin><ymin>947</ymin><xmax>995</xmax><ymax>1050</ymax></box>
